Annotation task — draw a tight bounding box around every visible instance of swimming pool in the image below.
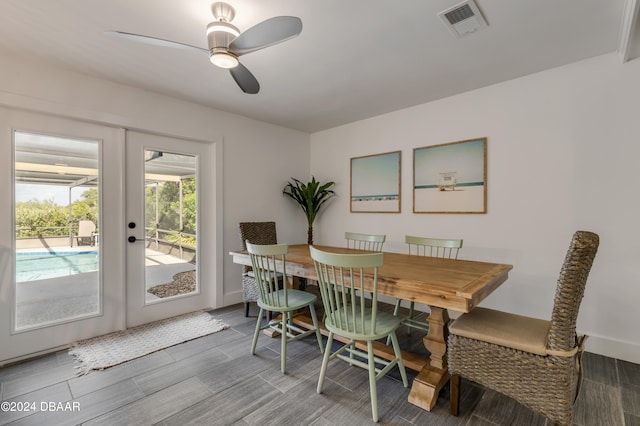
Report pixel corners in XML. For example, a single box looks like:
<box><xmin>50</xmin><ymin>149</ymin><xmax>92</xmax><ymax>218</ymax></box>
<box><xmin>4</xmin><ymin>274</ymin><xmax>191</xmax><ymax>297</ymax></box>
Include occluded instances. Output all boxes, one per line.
<box><xmin>16</xmin><ymin>251</ymin><xmax>99</xmax><ymax>282</ymax></box>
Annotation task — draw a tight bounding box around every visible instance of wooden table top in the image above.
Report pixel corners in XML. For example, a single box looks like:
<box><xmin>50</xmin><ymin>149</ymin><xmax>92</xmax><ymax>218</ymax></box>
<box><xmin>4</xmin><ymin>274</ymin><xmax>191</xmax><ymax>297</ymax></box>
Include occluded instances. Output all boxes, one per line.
<box><xmin>230</xmin><ymin>244</ymin><xmax>513</xmax><ymax>313</ymax></box>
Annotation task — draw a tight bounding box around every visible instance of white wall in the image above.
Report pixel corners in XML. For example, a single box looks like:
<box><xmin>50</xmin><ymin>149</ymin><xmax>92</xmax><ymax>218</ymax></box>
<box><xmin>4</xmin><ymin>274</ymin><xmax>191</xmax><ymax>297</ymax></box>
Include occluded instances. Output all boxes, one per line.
<box><xmin>0</xmin><ymin>48</ymin><xmax>310</xmax><ymax>308</ymax></box>
<box><xmin>310</xmin><ymin>52</ymin><xmax>640</xmax><ymax>363</ymax></box>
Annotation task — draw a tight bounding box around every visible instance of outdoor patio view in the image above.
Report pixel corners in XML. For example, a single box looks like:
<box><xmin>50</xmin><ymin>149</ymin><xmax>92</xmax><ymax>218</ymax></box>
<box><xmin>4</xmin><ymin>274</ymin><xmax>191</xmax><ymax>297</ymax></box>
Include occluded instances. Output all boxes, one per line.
<box><xmin>14</xmin><ymin>131</ymin><xmax>100</xmax><ymax>330</ymax></box>
<box><xmin>143</xmin><ymin>150</ymin><xmax>197</xmax><ymax>304</ymax></box>
<box><xmin>14</xmin><ymin>131</ymin><xmax>198</xmax><ymax>330</ymax></box>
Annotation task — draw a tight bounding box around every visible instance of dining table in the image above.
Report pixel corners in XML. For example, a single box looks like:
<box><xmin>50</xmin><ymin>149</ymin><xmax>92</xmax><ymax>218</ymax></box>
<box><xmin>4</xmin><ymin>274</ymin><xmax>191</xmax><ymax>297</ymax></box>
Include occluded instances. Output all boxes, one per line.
<box><xmin>229</xmin><ymin>243</ymin><xmax>513</xmax><ymax>412</ymax></box>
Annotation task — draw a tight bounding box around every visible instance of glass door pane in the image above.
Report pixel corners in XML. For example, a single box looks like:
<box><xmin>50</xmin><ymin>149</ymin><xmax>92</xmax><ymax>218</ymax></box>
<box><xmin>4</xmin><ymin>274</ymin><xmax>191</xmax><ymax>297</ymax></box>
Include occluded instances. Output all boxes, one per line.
<box><xmin>14</xmin><ymin>131</ymin><xmax>100</xmax><ymax>330</ymax></box>
<box><xmin>143</xmin><ymin>150</ymin><xmax>197</xmax><ymax>304</ymax></box>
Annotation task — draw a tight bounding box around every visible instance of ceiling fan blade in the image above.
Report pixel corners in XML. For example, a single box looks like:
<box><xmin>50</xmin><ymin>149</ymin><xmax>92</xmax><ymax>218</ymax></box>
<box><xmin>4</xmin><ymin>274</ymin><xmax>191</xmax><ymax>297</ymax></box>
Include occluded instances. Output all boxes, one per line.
<box><xmin>229</xmin><ymin>63</ymin><xmax>260</xmax><ymax>94</ymax></box>
<box><xmin>105</xmin><ymin>31</ymin><xmax>208</xmax><ymax>54</ymax></box>
<box><xmin>229</xmin><ymin>16</ymin><xmax>302</xmax><ymax>56</ymax></box>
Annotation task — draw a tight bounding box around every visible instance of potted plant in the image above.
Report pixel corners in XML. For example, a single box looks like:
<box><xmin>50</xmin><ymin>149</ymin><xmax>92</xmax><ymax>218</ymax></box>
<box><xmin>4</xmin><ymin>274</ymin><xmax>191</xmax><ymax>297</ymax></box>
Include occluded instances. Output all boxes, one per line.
<box><xmin>282</xmin><ymin>177</ymin><xmax>336</xmax><ymax>244</ymax></box>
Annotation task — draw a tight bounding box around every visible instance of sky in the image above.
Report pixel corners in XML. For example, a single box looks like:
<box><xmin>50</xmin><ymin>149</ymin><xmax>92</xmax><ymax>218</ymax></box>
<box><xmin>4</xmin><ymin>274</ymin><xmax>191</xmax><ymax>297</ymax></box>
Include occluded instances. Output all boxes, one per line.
<box><xmin>351</xmin><ymin>152</ymin><xmax>400</xmax><ymax>197</ymax></box>
<box><xmin>15</xmin><ymin>184</ymin><xmax>84</xmax><ymax>206</ymax></box>
<box><xmin>414</xmin><ymin>139</ymin><xmax>485</xmax><ymax>186</ymax></box>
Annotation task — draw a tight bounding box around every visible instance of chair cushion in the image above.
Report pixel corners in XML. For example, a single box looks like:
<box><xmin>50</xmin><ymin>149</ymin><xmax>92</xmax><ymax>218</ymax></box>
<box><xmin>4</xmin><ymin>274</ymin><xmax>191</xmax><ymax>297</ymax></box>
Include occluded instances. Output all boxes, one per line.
<box><xmin>449</xmin><ymin>307</ymin><xmax>550</xmax><ymax>356</ymax></box>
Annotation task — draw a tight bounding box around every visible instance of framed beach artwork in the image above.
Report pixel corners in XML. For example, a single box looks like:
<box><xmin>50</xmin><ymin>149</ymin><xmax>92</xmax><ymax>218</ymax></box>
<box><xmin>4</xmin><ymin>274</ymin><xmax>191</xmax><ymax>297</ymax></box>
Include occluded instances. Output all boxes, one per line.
<box><xmin>413</xmin><ymin>138</ymin><xmax>487</xmax><ymax>214</ymax></box>
<box><xmin>350</xmin><ymin>151</ymin><xmax>401</xmax><ymax>213</ymax></box>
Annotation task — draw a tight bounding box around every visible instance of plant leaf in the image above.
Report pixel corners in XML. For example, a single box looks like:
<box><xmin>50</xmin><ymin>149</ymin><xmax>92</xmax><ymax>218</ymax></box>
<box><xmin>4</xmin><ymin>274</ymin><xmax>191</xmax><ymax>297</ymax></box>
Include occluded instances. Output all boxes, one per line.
<box><xmin>282</xmin><ymin>176</ymin><xmax>336</xmax><ymax>228</ymax></box>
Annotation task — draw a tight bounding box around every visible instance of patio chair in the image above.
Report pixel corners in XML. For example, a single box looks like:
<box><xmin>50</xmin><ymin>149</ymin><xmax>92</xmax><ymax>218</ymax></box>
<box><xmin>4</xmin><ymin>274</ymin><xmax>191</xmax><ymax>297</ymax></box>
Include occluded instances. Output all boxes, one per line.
<box><xmin>76</xmin><ymin>220</ymin><xmax>97</xmax><ymax>246</ymax></box>
<box><xmin>448</xmin><ymin>231</ymin><xmax>599</xmax><ymax>425</ymax></box>
<box><xmin>311</xmin><ymin>246</ymin><xmax>408</xmax><ymax>422</ymax></box>
<box><xmin>238</xmin><ymin>221</ymin><xmax>277</xmax><ymax>317</ymax></box>
<box><xmin>389</xmin><ymin>236</ymin><xmax>462</xmax><ymax>342</ymax></box>
<box><xmin>247</xmin><ymin>242</ymin><xmax>323</xmax><ymax>374</ymax></box>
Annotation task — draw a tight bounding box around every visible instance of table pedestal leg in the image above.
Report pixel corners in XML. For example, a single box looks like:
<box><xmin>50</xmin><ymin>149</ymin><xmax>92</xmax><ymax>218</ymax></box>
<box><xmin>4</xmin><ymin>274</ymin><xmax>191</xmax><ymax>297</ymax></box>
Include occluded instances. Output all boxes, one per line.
<box><xmin>408</xmin><ymin>306</ymin><xmax>450</xmax><ymax>411</ymax></box>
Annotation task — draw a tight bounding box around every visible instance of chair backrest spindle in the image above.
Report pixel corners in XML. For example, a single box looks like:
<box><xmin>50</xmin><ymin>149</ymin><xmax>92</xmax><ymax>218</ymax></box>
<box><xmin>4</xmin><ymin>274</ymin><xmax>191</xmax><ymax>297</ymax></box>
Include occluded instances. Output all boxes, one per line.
<box><xmin>345</xmin><ymin>232</ymin><xmax>386</xmax><ymax>252</ymax></box>
<box><xmin>246</xmin><ymin>242</ymin><xmax>289</xmax><ymax>307</ymax></box>
<box><xmin>311</xmin><ymin>246</ymin><xmax>383</xmax><ymax>336</ymax></box>
<box><xmin>405</xmin><ymin>235</ymin><xmax>463</xmax><ymax>259</ymax></box>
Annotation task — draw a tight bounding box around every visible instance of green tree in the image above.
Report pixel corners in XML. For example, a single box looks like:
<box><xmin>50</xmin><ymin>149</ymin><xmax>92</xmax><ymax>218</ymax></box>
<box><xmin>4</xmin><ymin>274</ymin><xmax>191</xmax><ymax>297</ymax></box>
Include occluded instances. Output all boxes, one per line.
<box><xmin>145</xmin><ymin>179</ymin><xmax>197</xmax><ymax>246</ymax></box>
<box><xmin>71</xmin><ymin>188</ymin><xmax>99</xmax><ymax>226</ymax></box>
<box><xmin>15</xmin><ymin>187</ymin><xmax>99</xmax><ymax>238</ymax></box>
<box><xmin>16</xmin><ymin>199</ymin><xmax>68</xmax><ymax>237</ymax></box>
<box><xmin>182</xmin><ymin>178</ymin><xmax>196</xmax><ymax>235</ymax></box>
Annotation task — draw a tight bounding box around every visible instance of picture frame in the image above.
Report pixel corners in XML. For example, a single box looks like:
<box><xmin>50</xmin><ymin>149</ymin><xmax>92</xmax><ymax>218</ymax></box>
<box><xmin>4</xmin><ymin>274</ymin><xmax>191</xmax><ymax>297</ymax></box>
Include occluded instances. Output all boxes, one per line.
<box><xmin>413</xmin><ymin>138</ymin><xmax>487</xmax><ymax>214</ymax></box>
<box><xmin>350</xmin><ymin>151</ymin><xmax>401</xmax><ymax>213</ymax></box>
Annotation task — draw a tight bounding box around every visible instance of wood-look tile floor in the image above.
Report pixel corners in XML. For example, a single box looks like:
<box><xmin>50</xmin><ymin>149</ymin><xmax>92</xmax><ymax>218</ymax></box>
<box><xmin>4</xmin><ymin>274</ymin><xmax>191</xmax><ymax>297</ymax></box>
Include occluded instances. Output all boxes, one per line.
<box><xmin>1</xmin><ymin>303</ymin><xmax>638</xmax><ymax>425</ymax></box>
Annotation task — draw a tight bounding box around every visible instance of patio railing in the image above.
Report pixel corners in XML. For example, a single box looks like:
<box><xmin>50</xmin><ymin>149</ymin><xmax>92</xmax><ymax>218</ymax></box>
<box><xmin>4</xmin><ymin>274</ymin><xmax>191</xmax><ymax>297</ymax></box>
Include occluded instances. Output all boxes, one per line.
<box><xmin>16</xmin><ymin>225</ymin><xmax>196</xmax><ymax>261</ymax></box>
<box><xmin>16</xmin><ymin>225</ymin><xmax>78</xmax><ymax>248</ymax></box>
<box><xmin>145</xmin><ymin>226</ymin><xmax>196</xmax><ymax>261</ymax></box>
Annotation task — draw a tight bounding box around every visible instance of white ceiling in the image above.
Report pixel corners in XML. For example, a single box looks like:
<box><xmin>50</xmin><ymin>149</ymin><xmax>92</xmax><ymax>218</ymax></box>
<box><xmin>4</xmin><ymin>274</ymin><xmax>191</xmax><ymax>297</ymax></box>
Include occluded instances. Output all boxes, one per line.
<box><xmin>0</xmin><ymin>0</ymin><xmax>637</xmax><ymax>133</ymax></box>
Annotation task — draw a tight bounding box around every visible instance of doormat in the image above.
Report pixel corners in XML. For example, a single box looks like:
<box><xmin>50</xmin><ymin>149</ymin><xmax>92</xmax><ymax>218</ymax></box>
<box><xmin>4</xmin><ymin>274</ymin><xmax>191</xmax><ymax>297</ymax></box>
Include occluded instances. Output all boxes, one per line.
<box><xmin>69</xmin><ymin>310</ymin><xmax>229</xmax><ymax>375</ymax></box>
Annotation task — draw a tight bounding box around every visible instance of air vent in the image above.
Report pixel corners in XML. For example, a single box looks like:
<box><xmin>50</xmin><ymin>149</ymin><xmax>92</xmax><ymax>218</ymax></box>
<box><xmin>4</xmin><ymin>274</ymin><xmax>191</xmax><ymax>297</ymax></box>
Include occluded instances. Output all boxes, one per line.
<box><xmin>438</xmin><ymin>0</ymin><xmax>488</xmax><ymax>38</ymax></box>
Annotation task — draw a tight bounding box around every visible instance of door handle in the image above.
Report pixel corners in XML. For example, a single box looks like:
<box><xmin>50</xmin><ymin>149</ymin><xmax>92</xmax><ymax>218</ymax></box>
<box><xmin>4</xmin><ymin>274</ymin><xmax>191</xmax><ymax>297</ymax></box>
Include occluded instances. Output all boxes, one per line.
<box><xmin>128</xmin><ymin>236</ymin><xmax>144</xmax><ymax>243</ymax></box>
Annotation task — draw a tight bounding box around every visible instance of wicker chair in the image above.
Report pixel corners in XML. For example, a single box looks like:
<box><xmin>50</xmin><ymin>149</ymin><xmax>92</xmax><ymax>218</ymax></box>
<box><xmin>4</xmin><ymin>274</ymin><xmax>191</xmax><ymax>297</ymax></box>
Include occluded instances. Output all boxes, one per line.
<box><xmin>238</xmin><ymin>222</ymin><xmax>277</xmax><ymax>317</ymax></box>
<box><xmin>448</xmin><ymin>230</ymin><xmax>599</xmax><ymax>426</ymax></box>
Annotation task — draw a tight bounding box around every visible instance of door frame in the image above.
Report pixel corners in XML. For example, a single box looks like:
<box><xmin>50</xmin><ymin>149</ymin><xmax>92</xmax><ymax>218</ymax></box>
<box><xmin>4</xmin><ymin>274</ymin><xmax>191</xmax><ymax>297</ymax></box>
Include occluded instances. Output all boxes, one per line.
<box><xmin>0</xmin><ymin>99</ymin><xmax>223</xmax><ymax>365</ymax></box>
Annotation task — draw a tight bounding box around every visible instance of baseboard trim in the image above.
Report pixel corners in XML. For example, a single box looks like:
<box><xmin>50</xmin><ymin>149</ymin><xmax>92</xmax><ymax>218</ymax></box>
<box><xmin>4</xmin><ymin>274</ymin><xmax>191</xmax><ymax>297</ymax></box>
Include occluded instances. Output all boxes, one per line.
<box><xmin>0</xmin><ymin>344</ymin><xmax>69</xmax><ymax>368</ymax></box>
<box><xmin>584</xmin><ymin>335</ymin><xmax>640</xmax><ymax>364</ymax></box>
<box><xmin>224</xmin><ymin>290</ymin><xmax>243</xmax><ymax>306</ymax></box>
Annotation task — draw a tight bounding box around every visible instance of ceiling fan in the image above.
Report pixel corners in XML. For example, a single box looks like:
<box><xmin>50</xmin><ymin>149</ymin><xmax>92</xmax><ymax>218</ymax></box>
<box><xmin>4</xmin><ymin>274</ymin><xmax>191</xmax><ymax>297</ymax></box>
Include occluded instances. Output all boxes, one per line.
<box><xmin>106</xmin><ymin>2</ymin><xmax>302</xmax><ymax>94</ymax></box>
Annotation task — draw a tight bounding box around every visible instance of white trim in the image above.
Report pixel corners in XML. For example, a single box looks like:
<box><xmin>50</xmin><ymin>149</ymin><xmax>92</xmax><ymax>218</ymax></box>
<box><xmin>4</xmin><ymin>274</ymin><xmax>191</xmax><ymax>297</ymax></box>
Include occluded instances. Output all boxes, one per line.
<box><xmin>0</xmin><ymin>90</ymin><xmax>218</xmax><ymax>145</ymax></box>
<box><xmin>213</xmin><ymin>138</ymin><xmax>225</xmax><ymax>309</ymax></box>
<box><xmin>225</xmin><ymin>289</ymin><xmax>243</xmax><ymax>306</ymax></box>
<box><xmin>585</xmin><ymin>334</ymin><xmax>640</xmax><ymax>364</ymax></box>
<box><xmin>618</xmin><ymin>0</ymin><xmax>640</xmax><ymax>62</ymax></box>
<box><xmin>0</xmin><ymin>345</ymin><xmax>69</xmax><ymax>368</ymax></box>
<box><xmin>0</xmin><ymin>91</ymin><xmax>128</xmax><ymax>129</ymax></box>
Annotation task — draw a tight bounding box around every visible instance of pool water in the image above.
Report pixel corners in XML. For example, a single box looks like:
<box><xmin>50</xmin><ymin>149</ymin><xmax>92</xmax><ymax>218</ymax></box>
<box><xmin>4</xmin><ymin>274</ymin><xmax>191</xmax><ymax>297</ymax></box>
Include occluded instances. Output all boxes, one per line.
<box><xmin>16</xmin><ymin>252</ymin><xmax>99</xmax><ymax>282</ymax></box>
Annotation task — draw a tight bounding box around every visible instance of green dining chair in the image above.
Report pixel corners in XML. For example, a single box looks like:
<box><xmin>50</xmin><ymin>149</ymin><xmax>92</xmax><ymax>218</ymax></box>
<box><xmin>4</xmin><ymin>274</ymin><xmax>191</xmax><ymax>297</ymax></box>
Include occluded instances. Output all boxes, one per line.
<box><xmin>344</xmin><ymin>231</ymin><xmax>386</xmax><ymax>252</ymax></box>
<box><xmin>345</xmin><ymin>232</ymin><xmax>385</xmax><ymax>300</ymax></box>
<box><xmin>247</xmin><ymin>242</ymin><xmax>324</xmax><ymax>374</ymax></box>
<box><xmin>310</xmin><ymin>246</ymin><xmax>408</xmax><ymax>423</ymax></box>
<box><xmin>389</xmin><ymin>236</ymin><xmax>463</xmax><ymax>342</ymax></box>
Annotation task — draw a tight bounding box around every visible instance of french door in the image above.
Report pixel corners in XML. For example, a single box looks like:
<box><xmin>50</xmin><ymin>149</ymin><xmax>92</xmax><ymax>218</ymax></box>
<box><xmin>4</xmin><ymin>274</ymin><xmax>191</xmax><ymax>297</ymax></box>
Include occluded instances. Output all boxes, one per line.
<box><xmin>0</xmin><ymin>108</ymin><xmax>125</xmax><ymax>363</ymax></box>
<box><xmin>0</xmin><ymin>110</ymin><xmax>218</xmax><ymax>364</ymax></box>
<box><xmin>124</xmin><ymin>131</ymin><xmax>214</xmax><ymax>327</ymax></box>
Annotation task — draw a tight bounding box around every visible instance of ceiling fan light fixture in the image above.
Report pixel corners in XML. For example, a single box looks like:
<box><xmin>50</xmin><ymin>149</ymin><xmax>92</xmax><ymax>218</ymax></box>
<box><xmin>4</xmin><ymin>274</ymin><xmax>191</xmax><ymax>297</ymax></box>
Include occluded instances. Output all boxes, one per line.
<box><xmin>210</xmin><ymin>50</ymin><xmax>239</xmax><ymax>68</ymax></box>
<box><xmin>206</xmin><ymin>21</ymin><xmax>240</xmax><ymax>38</ymax></box>
<box><xmin>207</xmin><ymin>21</ymin><xmax>240</xmax><ymax>64</ymax></box>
